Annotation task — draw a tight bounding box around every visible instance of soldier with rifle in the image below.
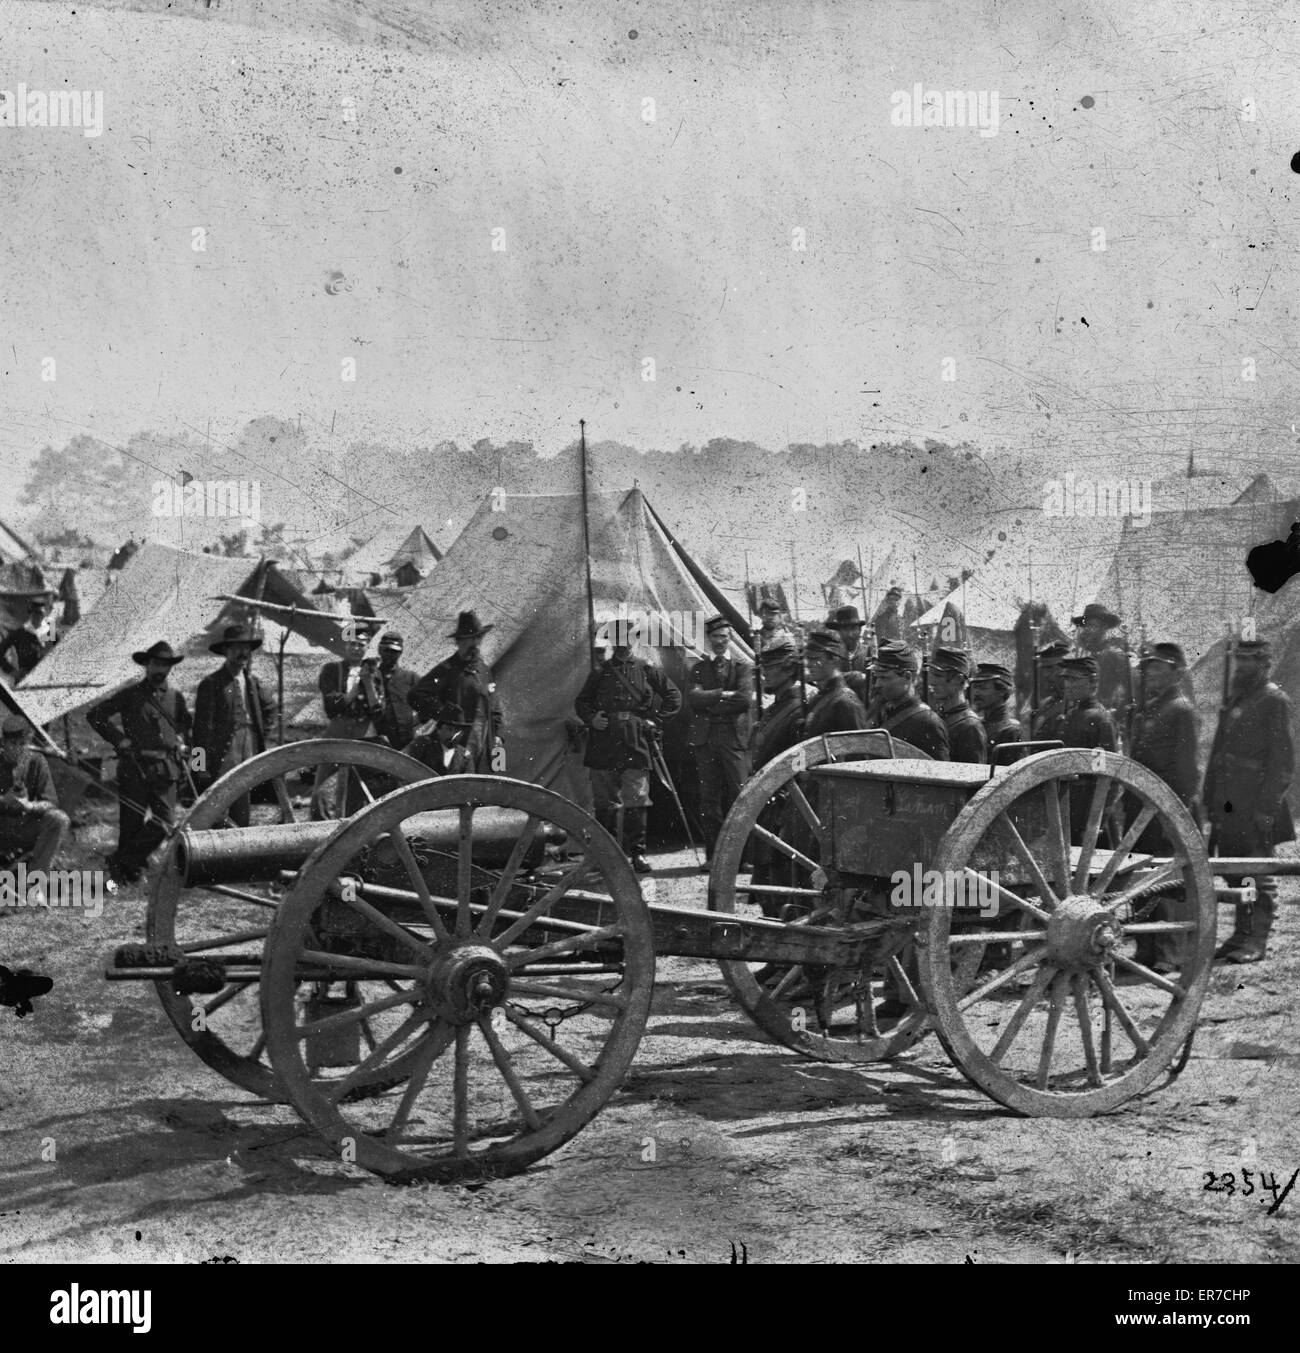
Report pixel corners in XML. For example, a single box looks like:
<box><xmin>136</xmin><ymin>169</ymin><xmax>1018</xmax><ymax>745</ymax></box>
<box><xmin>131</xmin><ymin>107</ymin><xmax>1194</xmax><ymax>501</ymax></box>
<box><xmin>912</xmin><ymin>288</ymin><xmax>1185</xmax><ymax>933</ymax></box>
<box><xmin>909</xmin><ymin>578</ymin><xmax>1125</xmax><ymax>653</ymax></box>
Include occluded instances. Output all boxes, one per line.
<box><xmin>749</xmin><ymin>635</ymin><xmax>807</xmax><ymax>769</ymax></box>
<box><xmin>928</xmin><ymin>647</ymin><xmax>988</xmax><ymax>763</ymax></box>
<box><xmin>862</xmin><ymin>640</ymin><xmax>948</xmax><ymax>757</ymax></box>
<box><xmin>1204</xmin><ymin>637</ymin><xmax>1295</xmax><ymax>964</ymax></box>
<box><xmin>87</xmin><ymin>640</ymin><xmax>192</xmax><ymax>885</ymax></box>
<box><xmin>686</xmin><ymin>615</ymin><xmax>754</xmax><ymax>861</ymax></box>
<box><xmin>801</xmin><ymin>628</ymin><xmax>871</xmax><ymax>735</ymax></box>
<box><xmin>970</xmin><ymin>661</ymin><xmax>1025</xmax><ymax>761</ymax></box>
<box><xmin>1128</xmin><ymin>642</ymin><xmax>1200</xmax><ymax>974</ymax></box>
<box><xmin>574</xmin><ymin>624</ymin><xmax>682</xmax><ymax>874</ymax></box>
<box><xmin>1030</xmin><ymin>641</ymin><xmax>1071</xmax><ymax>741</ymax></box>
<box><xmin>826</xmin><ymin>605</ymin><xmax>872</xmax><ymax>705</ymax></box>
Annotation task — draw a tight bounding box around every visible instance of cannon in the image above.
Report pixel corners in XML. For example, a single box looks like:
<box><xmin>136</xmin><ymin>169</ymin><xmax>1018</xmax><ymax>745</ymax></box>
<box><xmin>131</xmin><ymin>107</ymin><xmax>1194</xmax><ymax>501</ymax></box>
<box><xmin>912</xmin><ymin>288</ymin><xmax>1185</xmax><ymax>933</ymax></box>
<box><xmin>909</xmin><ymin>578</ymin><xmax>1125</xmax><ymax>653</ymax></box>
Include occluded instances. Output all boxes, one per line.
<box><xmin>104</xmin><ymin>733</ymin><xmax>1296</xmax><ymax>1180</ymax></box>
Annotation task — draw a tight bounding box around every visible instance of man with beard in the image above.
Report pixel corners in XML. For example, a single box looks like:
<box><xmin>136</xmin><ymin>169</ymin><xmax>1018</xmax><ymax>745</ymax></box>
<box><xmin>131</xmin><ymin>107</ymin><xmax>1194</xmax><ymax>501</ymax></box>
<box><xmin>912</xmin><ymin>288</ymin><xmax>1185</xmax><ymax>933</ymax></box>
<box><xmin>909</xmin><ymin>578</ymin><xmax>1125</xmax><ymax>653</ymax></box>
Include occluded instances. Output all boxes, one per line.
<box><xmin>575</xmin><ymin>625</ymin><xmax>682</xmax><ymax>874</ymax></box>
<box><xmin>193</xmin><ymin>624</ymin><xmax>276</xmax><ymax>827</ymax></box>
<box><xmin>1204</xmin><ymin>638</ymin><xmax>1295</xmax><ymax>964</ymax></box>
<box><xmin>862</xmin><ymin>640</ymin><xmax>948</xmax><ymax>757</ymax></box>
<box><xmin>1071</xmin><ymin>602</ymin><xmax>1130</xmax><ymax>723</ymax></box>
<box><xmin>826</xmin><ymin>605</ymin><xmax>872</xmax><ymax>705</ymax></box>
<box><xmin>1128</xmin><ymin>643</ymin><xmax>1200</xmax><ymax>973</ymax></box>
<box><xmin>88</xmin><ymin>640</ymin><xmax>191</xmax><ymax>884</ymax></box>
<box><xmin>374</xmin><ymin>632</ymin><xmax>418</xmax><ymax>750</ymax></box>
<box><xmin>410</xmin><ymin>611</ymin><xmax>502</xmax><ymax>772</ymax></box>
<box><xmin>927</xmin><ymin>647</ymin><xmax>987</xmax><ymax>763</ymax></box>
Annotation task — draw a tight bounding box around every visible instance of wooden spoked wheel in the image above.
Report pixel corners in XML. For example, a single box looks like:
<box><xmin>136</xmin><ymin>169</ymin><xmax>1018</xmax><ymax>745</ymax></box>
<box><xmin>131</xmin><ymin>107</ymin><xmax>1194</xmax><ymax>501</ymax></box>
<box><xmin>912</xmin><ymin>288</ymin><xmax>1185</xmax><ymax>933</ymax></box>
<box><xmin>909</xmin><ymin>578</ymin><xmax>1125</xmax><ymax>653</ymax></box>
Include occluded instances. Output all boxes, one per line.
<box><xmin>709</xmin><ymin>731</ymin><xmax>937</xmax><ymax>1063</ymax></box>
<box><xmin>148</xmin><ymin>739</ymin><xmax>434</xmax><ymax>1099</ymax></box>
<box><xmin>261</xmin><ymin>775</ymin><xmax>656</xmax><ymax>1183</ymax></box>
<box><xmin>920</xmin><ymin>749</ymin><xmax>1216</xmax><ymax>1116</ymax></box>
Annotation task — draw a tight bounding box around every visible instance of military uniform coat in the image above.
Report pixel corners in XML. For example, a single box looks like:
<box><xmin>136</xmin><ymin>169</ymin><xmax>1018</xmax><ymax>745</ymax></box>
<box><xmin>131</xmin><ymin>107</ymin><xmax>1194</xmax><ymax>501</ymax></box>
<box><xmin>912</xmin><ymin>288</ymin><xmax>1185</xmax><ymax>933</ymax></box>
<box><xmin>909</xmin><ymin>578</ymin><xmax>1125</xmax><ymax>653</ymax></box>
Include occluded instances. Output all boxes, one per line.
<box><xmin>1059</xmin><ymin>697</ymin><xmax>1118</xmax><ymax>752</ymax></box>
<box><xmin>574</xmin><ymin>657</ymin><xmax>682</xmax><ymax>772</ymax></box>
<box><xmin>1131</xmin><ymin>687</ymin><xmax>1200</xmax><ymax>810</ymax></box>
<box><xmin>1204</xmin><ymin>680</ymin><xmax>1296</xmax><ymax>848</ymax></box>
<box><xmin>941</xmin><ymin>699</ymin><xmax>988</xmax><ymax>764</ymax></box>
<box><xmin>873</xmin><ymin>691</ymin><xmax>950</xmax><ymax>759</ymax></box>
<box><xmin>1031</xmin><ymin>695</ymin><xmax>1066</xmax><ymax>742</ymax></box>
<box><xmin>376</xmin><ymin>663</ymin><xmax>418</xmax><ymax>749</ymax></box>
<box><xmin>750</xmin><ymin>689</ymin><xmax>805</xmax><ymax>769</ymax></box>
<box><xmin>318</xmin><ymin>660</ymin><xmax>385</xmax><ymax>738</ymax></box>
<box><xmin>802</xmin><ymin>675</ymin><xmax>868</xmax><ymax>738</ymax></box>
<box><xmin>409</xmin><ymin>653</ymin><xmax>501</xmax><ymax>765</ymax></box>
<box><xmin>88</xmin><ymin>681</ymin><xmax>192</xmax><ymax>777</ymax></box>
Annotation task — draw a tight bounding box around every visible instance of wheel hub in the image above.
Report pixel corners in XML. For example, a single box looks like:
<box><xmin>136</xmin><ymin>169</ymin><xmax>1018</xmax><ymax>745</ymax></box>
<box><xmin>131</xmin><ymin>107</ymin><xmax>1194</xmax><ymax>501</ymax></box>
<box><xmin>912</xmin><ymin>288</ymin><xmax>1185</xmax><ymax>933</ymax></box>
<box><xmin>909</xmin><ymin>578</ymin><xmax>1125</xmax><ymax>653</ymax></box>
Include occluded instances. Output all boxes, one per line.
<box><xmin>426</xmin><ymin>943</ymin><xmax>509</xmax><ymax>1023</ymax></box>
<box><xmin>1044</xmin><ymin>894</ymin><xmax>1121</xmax><ymax>970</ymax></box>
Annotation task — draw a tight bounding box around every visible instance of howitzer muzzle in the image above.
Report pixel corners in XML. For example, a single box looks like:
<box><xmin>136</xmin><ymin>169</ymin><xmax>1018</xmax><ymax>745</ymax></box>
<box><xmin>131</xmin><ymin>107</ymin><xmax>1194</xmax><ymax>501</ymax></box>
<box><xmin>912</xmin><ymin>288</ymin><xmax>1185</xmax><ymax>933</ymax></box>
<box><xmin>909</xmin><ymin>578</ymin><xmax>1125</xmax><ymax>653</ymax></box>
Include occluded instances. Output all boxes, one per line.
<box><xmin>177</xmin><ymin>807</ymin><xmax>564</xmax><ymax>886</ymax></box>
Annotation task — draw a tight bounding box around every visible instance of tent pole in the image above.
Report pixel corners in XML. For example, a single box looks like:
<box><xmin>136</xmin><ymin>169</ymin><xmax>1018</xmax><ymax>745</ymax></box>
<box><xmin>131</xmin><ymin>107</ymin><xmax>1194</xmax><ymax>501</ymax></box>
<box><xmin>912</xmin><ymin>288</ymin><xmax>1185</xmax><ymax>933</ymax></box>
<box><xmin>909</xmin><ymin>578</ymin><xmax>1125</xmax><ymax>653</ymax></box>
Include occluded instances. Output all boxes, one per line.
<box><xmin>579</xmin><ymin>419</ymin><xmax>597</xmax><ymax>668</ymax></box>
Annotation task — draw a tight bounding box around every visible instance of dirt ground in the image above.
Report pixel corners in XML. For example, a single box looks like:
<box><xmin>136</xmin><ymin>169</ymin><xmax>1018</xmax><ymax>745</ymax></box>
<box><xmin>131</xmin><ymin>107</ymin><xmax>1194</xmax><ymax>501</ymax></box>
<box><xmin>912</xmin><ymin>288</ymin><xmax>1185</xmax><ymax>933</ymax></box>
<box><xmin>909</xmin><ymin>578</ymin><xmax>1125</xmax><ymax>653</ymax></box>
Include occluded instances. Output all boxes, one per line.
<box><xmin>2</xmin><ymin>796</ymin><xmax>1298</xmax><ymax>1266</ymax></box>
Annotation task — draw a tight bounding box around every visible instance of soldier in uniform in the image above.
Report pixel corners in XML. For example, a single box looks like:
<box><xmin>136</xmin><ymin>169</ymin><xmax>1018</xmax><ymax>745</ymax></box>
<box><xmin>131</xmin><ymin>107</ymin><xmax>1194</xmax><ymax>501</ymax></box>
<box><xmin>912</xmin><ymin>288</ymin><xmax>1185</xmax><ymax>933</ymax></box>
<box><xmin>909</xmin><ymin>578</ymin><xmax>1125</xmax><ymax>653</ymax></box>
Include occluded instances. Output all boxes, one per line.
<box><xmin>871</xmin><ymin>586</ymin><xmax>905</xmax><ymax>644</ymax></box>
<box><xmin>410</xmin><ymin>612</ymin><xmax>502</xmax><ymax>773</ymax></box>
<box><xmin>574</xmin><ymin>627</ymin><xmax>682</xmax><ymax>873</ymax></box>
<box><xmin>802</xmin><ymin>628</ymin><xmax>871</xmax><ymax>735</ymax></box>
<box><xmin>927</xmin><ymin>647</ymin><xmax>987</xmax><ymax>763</ymax></box>
<box><xmin>192</xmin><ymin>624</ymin><xmax>276</xmax><ymax>828</ymax></box>
<box><xmin>687</xmin><ymin>615</ymin><xmax>754</xmax><ymax>859</ymax></box>
<box><xmin>1071</xmin><ymin>602</ymin><xmax>1130</xmax><ymax>723</ymax></box>
<box><xmin>87</xmin><ymin>640</ymin><xmax>191</xmax><ymax>884</ymax></box>
<box><xmin>0</xmin><ymin>593</ymin><xmax>57</xmax><ymax>682</ymax></box>
<box><xmin>755</xmin><ymin>598</ymin><xmax>791</xmax><ymax>655</ymax></box>
<box><xmin>749</xmin><ymin>636</ymin><xmax>806</xmax><ymax>769</ymax></box>
<box><xmin>1030</xmin><ymin>640</ymin><xmax>1071</xmax><ymax>742</ymax></box>
<box><xmin>375</xmin><ymin>632</ymin><xmax>418</xmax><ymax>750</ymax></box>
<box><xmin>1058</xmin><ymin>656</ymin><xmax>1118</xmax><ymax>751</ymax></box>
<box><xmin>1127</xmin><ymin>643</ymin><xmax>1200</xmax><ymax>973</ymax></box>
<box><xmin>969</xmin><ymin>662</ymin><xmax>1025</xmax><ymax>762</ymax></box>
<box><xmin>860</xmin><ymin>640</ymin><xmax>948</xmax><ymax>756</ymax></box>
<box><xmin>0</xmin><ymin>715</ymin><xmax>69</xmax><ymax>878</ymax></box>
<box><xmin>1204</xmin><ymin>638</ymin><xmax>1295</xmax><ymax>963</ymax></box>
<box><xmin>826</xmin><ymin>605</ymin><xmax>872</xmax><ymax>705</ymax></box>
<box><xmin>312</xmin><ymin>622</ymin><xmax>386</xmax><ymax>816</ymax></box>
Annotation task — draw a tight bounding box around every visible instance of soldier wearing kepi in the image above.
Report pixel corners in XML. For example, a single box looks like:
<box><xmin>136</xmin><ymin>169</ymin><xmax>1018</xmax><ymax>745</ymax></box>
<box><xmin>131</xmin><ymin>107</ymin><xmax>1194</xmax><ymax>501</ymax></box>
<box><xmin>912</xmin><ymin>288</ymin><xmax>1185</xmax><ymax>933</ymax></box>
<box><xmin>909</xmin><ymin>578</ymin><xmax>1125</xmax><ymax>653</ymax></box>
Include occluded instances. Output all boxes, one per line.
<box><xmin>755</xmin><ymin>597</ymin><xmax>791</xmax><ymax>655</ymax></box>
<box><xmin>193</xmin><ymin>624</ymin><xmax>276</xmax><ymax>828</ymax></box>
<box><xmin>1057</xmin><ymin>655</ymin><xmax>1118</xmax><ymax>751</ymax></box>
<box><xmin>687</xmin><ymin>615</ymin><xmax>754</xmax><ymax>860</ymax></box>
<box><xmin>969</xmin><ymin>662</ymin><xmax>1025</xmax><ymax>762</ymax></box>
<box><xmin>409</xmin><ymin>611</ymin><xmax>502</xmax><ymax>773</ymax></box>
<box><xmin>1128</xmin><ymin>643</ymin><xmax>1201</xmax><ymax>974</ymax></box>
<box><xmin>1072</xmin><ymin>602</ymin><xmax>1130</xmax><ymax>722</ymax></box>
<box><xmin>802</xmin><ymin>628</ymin><xmax>870</xmax><ymax>735</ymax></box>
<box><xmin>826</xmin><ymin>605</ymin><xmax>872</xmax><ymax>705</ymax></box>
<box><xmin>927</xmin><ymin>647</ymin><xmax>988</xmax><ymax>764</ymax></box>
<box><xmin>1030</xmin><ymin>640</ymin><xmax>1071</xmax><ymax>742</ymax></box>
<box><xmin>749</xmin><ymin>636</ymin><xmax>806</xmax><ymax>769</ymax></box>
<box><xmin>1204</xmin><ymin>638</ymin><xmax>1295</xmax><ymax>963</ymax></box>
<box><xmin>374</xmin><ymin>632</ymin><xmax>418</xmax><ymax>750</ymax></box>
<box><xmin>575</xmin><ymin>624</ymin><xmax>682</xmax><ymax>873</ymax></box>
<box><xmin>87</xmin><ymin>640</ymin><xmax>191</xmax><ymax>885</ymax></box>
<box><xmin>862</xmin><ymin>640</ymin><xmax>948</xmax><ymax>757</ymax></box>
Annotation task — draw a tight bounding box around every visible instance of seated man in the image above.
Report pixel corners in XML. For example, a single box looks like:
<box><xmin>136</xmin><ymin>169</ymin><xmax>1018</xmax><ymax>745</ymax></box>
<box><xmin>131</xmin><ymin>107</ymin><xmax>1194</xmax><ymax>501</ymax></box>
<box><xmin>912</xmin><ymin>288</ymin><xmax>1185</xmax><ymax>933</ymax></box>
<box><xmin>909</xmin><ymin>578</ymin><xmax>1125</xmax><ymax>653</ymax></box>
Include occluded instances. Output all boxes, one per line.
<box><xmin>405</xmin><ymin>702</ymin><xmax>474</xmax><ymax>776</ymax></box>
<box><xmin>0</xmin><ymin>715</ymin><xmax>69</xmax><ymax>875</ymax></box>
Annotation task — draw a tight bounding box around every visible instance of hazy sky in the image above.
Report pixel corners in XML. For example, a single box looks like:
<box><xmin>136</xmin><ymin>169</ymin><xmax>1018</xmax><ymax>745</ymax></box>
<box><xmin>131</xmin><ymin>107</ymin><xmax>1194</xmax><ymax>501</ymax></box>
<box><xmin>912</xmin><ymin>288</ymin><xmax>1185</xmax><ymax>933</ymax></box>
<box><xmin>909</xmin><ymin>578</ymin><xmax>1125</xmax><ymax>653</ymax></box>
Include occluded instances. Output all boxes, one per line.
<box><xmin>2</xmin><ymin>0</ymin><xmax>1297</xmax><ymax>506</ymax></box>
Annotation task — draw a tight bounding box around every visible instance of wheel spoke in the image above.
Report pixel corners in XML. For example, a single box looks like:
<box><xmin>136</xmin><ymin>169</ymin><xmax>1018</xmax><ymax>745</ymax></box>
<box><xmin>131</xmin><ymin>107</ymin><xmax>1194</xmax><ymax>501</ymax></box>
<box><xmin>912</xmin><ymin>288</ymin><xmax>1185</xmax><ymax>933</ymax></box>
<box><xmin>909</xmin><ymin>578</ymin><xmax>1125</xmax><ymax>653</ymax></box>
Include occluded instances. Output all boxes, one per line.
<box><xmin>1035</xmin><ymin>973</ymin><xmax>1067</xmax><ymax>1089</ymax></box>
<box><xmin>506</xmin><ymin>923</ymin><xmax>625</xmax><ymax>971</ymax></box>
<box><xmin>1092</xmin><ymin>966</ymin><xmax>1150</xmax><ymax>1055</ymax></box>
<box><xmin>359</xmin><ymin>1016</ymin><xmax>377</xmax><ymax>1052</ymax></box>
<box><xmin>386</xmin><ymin>1023</ymin><xmax>453</xmax><ymax>1139</ymax></box>
<box><xmin>987</xmin><ymin>964</ymin><xmax>1055</xmax><ymax>1064</ymax></box>
<box><xmin>386</xmin><ymin>827</ymin><xmax>454</xmax><ymax>944</ymax></box>
<box><xmin>734</xmin><ymin>882</ymin><xmax>824</xmax><ymax>898</ymax></box>
<box><xmin>476</xmin><ymin>813</ymin><xmax>542</xmax><ymax>938</ymax></box>
<box><xmin>1112</xmin><ymin>953</ymin><xmax>1186</xmax><ymax>998</ymax></box>
<box><xmin>767</xmin><ymin>966</ymin><xmax>805</xmax><ymax>1001</ymax></box>
<box><xmin>334</xmin><ymin>886</ymin><xmax>434</xmax><ymax>958</ymax></box>
<box><xmin>248</xmin><ymin>1031</ymin><xmax>266</xmax><ymax>1061</ymax></box>
<box><xmin>1101</xmin><ymin>973</ymin><xmax>1113</xmax><ymax>1073</ymax></box>
<box><xmin>1090</xmin><ymin>804</ymin><xmax>1157</xmax><ymax>896</ymax></box>
<box><xmin>750</xmin><ymin>823</ymin><xmax>819</xmax><ymax>875</ymax></box>
<box><xmin>456</xmin><ymin>804</ymin><xmax>475</xmax><ymax>938</ymax></box>
<box><xmin>180</xmin><ymin>927</ymin><xmax>270</xmax><ymax>954</ymax></box>
<box><xmin>957</xmin><ymin>945</ymin><xmax>1045</xmax><ymax>1012</ymax></box>
<box><xmin>202</xmin><ymin>980</ymin><xmax>254</xmax><ymax>1018</ymax></box>
<box><xmin>1071</xmin><ymin>973</ymin><xmax>1102</xmax><ymax>1086</ymax></box>
<box><xmin>1122</xmin><ymin>921</ymin><xmax>1196</xmax><ymax>933</ymax></box>
<box><xmin>785</xmin><ymin>780</ymin><xmax>824</xmax><ymax>842</ymax></box>
<box><xmin>995</xmin><ymin>814</ymin><xmax>1060</xmax><ymax>909</ymax></box>
<box><xmin>205</xmin><ymin>884</ymin><xmax>280</xmax><ymax>909</ymax></box>
<box><xmin>478</xmin><ymin>1015</ymin><xmax>542</xmax><ymax>1131</ymax></box>
<box><xmin>324</xmin><ymin>1008</ymin><xmax>429</xmax><ymax>1103</ymax></box>
<box><xmin>887</xmin><ymin>955</ymin><xmax>920</xmax><ymax>1008</ymax></box>
<box><xmin>272</xmin><ymin>774</ymin><xmax>297</xmax><ymax>823</ymax></box>
<box><xmin>508</xmin><ymin>980</ymin><xmax>627</xmax><ymax>1009</ymax></box>
<box><xmin>492</xmin><ymin>860</ymin><xmax>593</xmax><ymax>949</ymax></box>
<box><xmin>1073</xmin><ymin>776</ymin><xmax>1113</xmax><ymax>891</ymax></box>
<box><xmin>452</xmin><ymin>1025</ymin><xmax>470</xmax><ymax>1157</ymax></box>
<box><xmin>356</xmin><ymin>770</ymin><xmax>377</xmax><ymax>805</ymax></box>
<box><xmin>1042</xmin><ymin>782</ymin><xmax>1070</xmax><ymax>897</ymax></box>
<box><xmin>962</xmin><ymin>867</ymin><xmax>1051</xmax><ymax>924</ymax></box>
<box><xmin>295</xmin><ymin>988</ymin><xmax>418</xmax><ymax>1040</ymax></box>
<box><xmin>1104</xmin><ymin>860</ymin><xmax>1185</xmax><ymax>913</ymax></box>
<box><xmin>503</xmin><ymin>1005</ymin><xmax>597</xmax><ymax>1081</ymax></box>
<box><xmin>947</xmin><ymin>929</ymin><xmax>1047</xmax><ymax>944</ymax></box>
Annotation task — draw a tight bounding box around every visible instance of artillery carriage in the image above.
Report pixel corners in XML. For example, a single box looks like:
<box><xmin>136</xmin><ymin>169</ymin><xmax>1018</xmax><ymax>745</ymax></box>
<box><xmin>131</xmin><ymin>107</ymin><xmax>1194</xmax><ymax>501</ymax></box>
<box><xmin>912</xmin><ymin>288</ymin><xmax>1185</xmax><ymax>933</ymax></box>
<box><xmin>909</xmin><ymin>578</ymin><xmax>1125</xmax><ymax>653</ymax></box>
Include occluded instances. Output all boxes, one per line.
<box><xmin>103</xmin><ymin>732</ymin><xmax>1288</xmax><ymax>1181</ymax></box>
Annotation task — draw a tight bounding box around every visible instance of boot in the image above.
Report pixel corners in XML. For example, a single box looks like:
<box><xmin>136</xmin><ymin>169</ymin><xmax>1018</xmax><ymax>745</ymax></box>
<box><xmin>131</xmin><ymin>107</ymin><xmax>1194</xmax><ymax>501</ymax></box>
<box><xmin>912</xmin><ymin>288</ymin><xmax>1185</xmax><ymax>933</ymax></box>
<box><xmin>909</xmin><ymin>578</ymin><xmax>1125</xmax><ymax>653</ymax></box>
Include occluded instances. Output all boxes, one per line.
<box><xmin>624</xmin><ymin>807</ymin><xmax>651</xmax><ymax>874</ymax></box>
<box><xmin>1220</xmin><ymin>891</ymin><xmax>1274</xmax><ymax>964</ymax></box>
